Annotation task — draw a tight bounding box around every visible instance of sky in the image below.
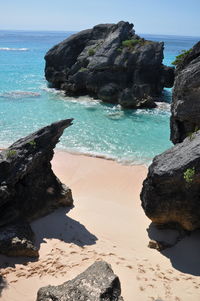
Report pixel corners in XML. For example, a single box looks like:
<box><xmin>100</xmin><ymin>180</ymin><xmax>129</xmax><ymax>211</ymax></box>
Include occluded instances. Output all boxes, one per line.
<box><xmin>0</xmin><ymin>0</ymin><xmax>200</xmax><ymax>36</ymax></box>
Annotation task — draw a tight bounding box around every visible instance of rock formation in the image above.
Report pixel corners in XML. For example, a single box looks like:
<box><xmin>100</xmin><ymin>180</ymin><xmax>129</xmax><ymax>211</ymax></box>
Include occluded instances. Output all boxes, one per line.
<box><xmin>45</xmin><ymin>21</ymin><xmax>174</xmax><ymax>109</ymax></box>
<box><xmin>37</xmin><ymin>261</ymin><xmax>124</xmax><ymax>301</ymax></box>
<box><xmin>141</xmin><ymin>131</ymin><xmax>200</xmax><ymax>231</ymax></box>
<box><xmin>171</xmin><ymin>41</ymin><xmax>200</xmax><ymax>144</ymax></box>
<box><xmin>0</xmin><ymin>119</ymin><xmax>73</xmax><ymax>257</ymax></box>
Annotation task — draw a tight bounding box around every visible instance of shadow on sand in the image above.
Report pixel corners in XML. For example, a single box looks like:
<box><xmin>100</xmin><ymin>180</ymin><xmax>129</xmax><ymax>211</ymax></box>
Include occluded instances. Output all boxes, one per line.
<box><xmin>0</xmin><ymin>207</ymin><xmax>97</xmax><ymax>270</ymax></box>
<box><xmin>147</xmin><ymin>223</ymin><xmax>200</xmax><ymax>276</ymax></box>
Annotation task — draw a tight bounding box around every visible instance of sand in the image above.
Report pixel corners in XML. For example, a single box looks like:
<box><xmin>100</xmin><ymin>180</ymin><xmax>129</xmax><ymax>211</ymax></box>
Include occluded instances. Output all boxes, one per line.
<box><xmin>1</xmin><ymin>150</ymin><xmax>200</xmax><ymax>301</ymax></box>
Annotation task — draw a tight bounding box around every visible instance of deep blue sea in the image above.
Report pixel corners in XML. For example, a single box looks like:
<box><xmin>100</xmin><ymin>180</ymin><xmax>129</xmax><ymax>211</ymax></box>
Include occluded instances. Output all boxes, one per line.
<box><xmin>0</xmin><ymin>30</ymin><xmax>199</xmax><ymax>164</ymax></box>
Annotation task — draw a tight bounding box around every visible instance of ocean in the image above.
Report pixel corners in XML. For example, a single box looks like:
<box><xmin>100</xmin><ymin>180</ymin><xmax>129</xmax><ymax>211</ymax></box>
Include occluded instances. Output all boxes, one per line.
<box><xmin>0</xmin><ymin>30</ymin><xmax>199</xmax><ymax>164</ymax></box>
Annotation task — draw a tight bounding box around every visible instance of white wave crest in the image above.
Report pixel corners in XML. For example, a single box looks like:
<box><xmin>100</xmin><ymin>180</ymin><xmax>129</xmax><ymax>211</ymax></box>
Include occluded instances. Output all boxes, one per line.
<box><xmin>41</xmin><ymin>86</ymin><xmax>100</xmax><ymax>105</ymax></box>
<box><xmin>0</xmin><ymin>47</ymin><xmax>29</xmax><ymax>51</ymax></box>
<box><xmin>0</xmin><ymin>91</ymin><xmax>41</xmax><ymax>99</ymax></box>
<box><xmin>155</xmin><ymin>102</ymin><xmax>171</xmax><ymax>111</ymax></box>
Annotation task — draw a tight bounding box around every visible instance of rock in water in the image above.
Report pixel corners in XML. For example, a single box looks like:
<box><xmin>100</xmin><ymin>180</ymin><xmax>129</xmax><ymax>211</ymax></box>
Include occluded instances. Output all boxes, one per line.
<box><xmin>141</xmin><ymin>131</ymin><xmax>200</xmax><ymax>231</ymax></box>
<box><xmin>37</xmin><ymin>261</ymin><xmax>124</xmax><ymax>301</ymax></box>
<box><xmin>0</xmin><ymin>119</ymin><xmax>73</xmax><ymax>256</ymax></box>
<box><xmin>45</xmin><ymin>21</ymin><xmax>174</xmax><ymax>109</ymax></box>
<box><xmin>171</xmin><ymin>41</ymin><xmax>200</xmax><ymax>144</ymax></box>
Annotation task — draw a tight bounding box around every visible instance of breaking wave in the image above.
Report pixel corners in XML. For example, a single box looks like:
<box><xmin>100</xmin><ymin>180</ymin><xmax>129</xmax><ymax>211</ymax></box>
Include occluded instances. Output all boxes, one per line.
<box><xmin>0</xmin><ymin>47</ymin><xmax>29</xmax><ymax>51</ymax></box>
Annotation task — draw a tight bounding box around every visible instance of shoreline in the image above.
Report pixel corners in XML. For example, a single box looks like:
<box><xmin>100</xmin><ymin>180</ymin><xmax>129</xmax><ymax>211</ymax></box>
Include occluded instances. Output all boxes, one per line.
<box><xmin>1</xmin><ymin>151</ymin><xmax>200</xmax><ymax>301</ymax></box>
<box><xmin>0</xmin><ymin>146</ymin><xmax>149</xmax><ymax>167</ymax></box>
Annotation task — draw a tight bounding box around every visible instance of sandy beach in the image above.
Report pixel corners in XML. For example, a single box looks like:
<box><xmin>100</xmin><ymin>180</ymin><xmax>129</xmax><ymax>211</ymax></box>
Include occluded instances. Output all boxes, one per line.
<box><xmin>1</xmin><ymin>150</ymin><xmax>200</xmax><ymax>301</ymax></box>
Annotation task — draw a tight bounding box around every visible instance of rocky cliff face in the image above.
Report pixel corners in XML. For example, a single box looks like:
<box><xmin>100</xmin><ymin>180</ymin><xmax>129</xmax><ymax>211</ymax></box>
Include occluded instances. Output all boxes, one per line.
<box><xmin>45</xmin><ymin>21</ymin><xmax>174</xmax><ymax>109</ymax></box>
<box><xmin>141</xmin><ymin>131</ymin><xmax>200</xmax><ymax>231</ymax></box>
<box><xmin>37</xmin><ymin>261</ymin><xmax>124</xmax><ymax>301</ymax></box>
<box><xmin>171</xmin><ymin>41</ymin><xmax>200</xmax><ymax>144</ymax></box>
<box><xmin>0</xmin><ymin>119</ymin><xmax>73</xmax><ymax>257</ymax></box>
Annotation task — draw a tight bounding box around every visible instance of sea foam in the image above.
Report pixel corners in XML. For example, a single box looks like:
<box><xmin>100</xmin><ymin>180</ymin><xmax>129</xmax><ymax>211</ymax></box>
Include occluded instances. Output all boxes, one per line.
<box><xmin>0</xmin><ymin>91</ymin><xmax>41</xmax><ymax>99</ymax></box>
<box><xmin>0</xmin><ymin>47</ymin><xmax>29</xmax><ymax>51</ymax></box>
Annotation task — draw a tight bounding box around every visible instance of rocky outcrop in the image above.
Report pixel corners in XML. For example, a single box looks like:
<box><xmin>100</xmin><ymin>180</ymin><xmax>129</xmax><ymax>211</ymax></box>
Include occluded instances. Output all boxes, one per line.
<box><xmin>141</xmin><ymin>131</ymin><xmax>200</xmax><ymax>231</ymax></box>
<box><xmin>0</xmin><ymin>119</ymin><xmax>73</xmax><ymax>256</ymax></box>
<box><xmin>37</xmin><ymin>261</ymin><xmax>124</xmax><ymax>301</ymax></box>
<box><xmin>171</xmin><ymin>41</ymin><xmax>200</xmax><ymax>144</ymax></box>
<box><xmin>0</xmin><ymin>221</ymin><xmax>38</xmax><ymax>257</ymax></box>
<box><xmin>45</xmin><ymin>21</ymin><xmax>174</xmax><ymax>109</ymax></box>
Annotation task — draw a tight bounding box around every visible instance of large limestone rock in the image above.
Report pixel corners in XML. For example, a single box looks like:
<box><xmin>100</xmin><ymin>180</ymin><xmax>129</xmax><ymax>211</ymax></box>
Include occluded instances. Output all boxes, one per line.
<box><xmin>37</xmin><ymin>261</ymin><xmax>124</xmax><ymax>301</ymax></box>
<box><xmin>171</xmin><ymin>41</ymin><xmax>200</xmax><ymax>144</ymax></box>
<box><xmin>0</xmin><ymin>119</ymin><xmax>73</xmax><ymax>256</ymax></box>
<box><xmin>45</xmin><ymin>21</ymin><xmax>174</xmax><ymax>109</ymax></box>
<box><xmin>141</xmin><ymin>131</ymin><xmax>200</xmax><ymax>231</ymax></box>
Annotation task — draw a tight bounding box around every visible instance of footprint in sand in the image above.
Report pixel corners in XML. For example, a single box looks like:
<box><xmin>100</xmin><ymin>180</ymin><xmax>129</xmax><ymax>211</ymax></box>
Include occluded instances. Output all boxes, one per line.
<box><xmin>166</xmin><ymin>269</ymin><xmax>173</xmax><ymax>275</ymax></box>
<box><xmin>138</xmin><ymin>267</ymin><xmax>146</xmax><ymax>274</ymax></box>
<box><xmin>139</xmin><ymin>286</ymin><xmax>145</xmax><ymax>291</ymax></box>
<box><xmin>10</xmin><ymin>279</ymin><xmax>18</xmax><ymax>283</ymax></box>
<box><xmin>126</xmin><ymin>265</ymin><xmax>133</xmax><ymax>269</ymax></box>
<box><xmin>173</xmin><ymin>277</ymin><xmax>180</xmax><ymax>281</ymax></box>
<box><xmin>70</xmin><ymin>251</ymin><xmax>77</xmax><ymax>254</ymax></box>
<box><xmin>156</xmin><ymin>264</ymin><xmax>160</xmax><ymax>269</ymax></box>
<box><xmin>82</xmin><ymin>257</ymin><xmax>89</xmax><ymax>261</ymax></box>
<box><xmin>149</xmin><ymin>284</ymin><xmax>155</xmax><ymax>288</ymax></box>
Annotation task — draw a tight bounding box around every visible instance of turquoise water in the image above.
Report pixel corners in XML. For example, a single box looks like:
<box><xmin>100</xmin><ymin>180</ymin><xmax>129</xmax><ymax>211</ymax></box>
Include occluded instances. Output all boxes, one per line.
<box><xmin>0</xmin><ymin>31</ymin><xmax>199</xmax><ymax>164</ymax></box>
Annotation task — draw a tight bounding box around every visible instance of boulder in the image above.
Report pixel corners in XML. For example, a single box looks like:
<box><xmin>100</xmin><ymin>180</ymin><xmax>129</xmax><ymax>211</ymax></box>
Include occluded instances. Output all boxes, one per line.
<box><xmin>37</xmin><ymin>261</ymin><xmax>124</xmax><ymax>301</ymax></box>
<box><xmin>0</xmin><ymin>221</ymin><xmax>38</xmax><ymax>257</ymax></box>
<box><xmin>141</xmin><ymin>131</ymin><xmax>200</xmax><ymax>231</ymax></box>
<box><xmin>0</xmin><ymin>119</ymin><xmax>73</xmax><ymax>256</ymax></box>
<box><xmin>45</xmin><ymin>21</ymin><xmax>174</xmax><ymax>109</ymax></box>
<box><xmin>171</xmin><ymin>41</ymin><xmax>200</xmax><ymax>144</ymax></box>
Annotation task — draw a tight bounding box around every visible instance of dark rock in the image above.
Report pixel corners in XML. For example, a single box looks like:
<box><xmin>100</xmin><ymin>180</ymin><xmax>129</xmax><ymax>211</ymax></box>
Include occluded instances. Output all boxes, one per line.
<box><xmin>0</xmin><ymin>119</ymin><xmax>73</xmax><ymax>256</ymax></box>
<box><xmin>0</xmin><ymin>221</ymin><xmax>38</xmax><ymax>257</ymax></box>
<box><xmin>37</xmin><ymin>261</ymin><xmax>124</xmax><ymax>301</ymax></box>
<box><xmin>171</xmin><ymin>41</ymin><xmax>200</xmax><ymax>144</ymax></box>
<box><xmin>141</xmin><ymin>131</ymin><xmax>200</xmax><ymax>231</ymax></box>
<box><xmin>148</xmin><ymin>239</ymin><xmax>173</xmax><ymax>251</ymax></box>
<box><xmin>45</xmin><ymin>21</ymin><xmax>174</xmax><ymax>109</ymax></box>
<box><xmin>0</xmin><ymin>275</ymin><xmax>7</xmax><ymax>296</ymax></box>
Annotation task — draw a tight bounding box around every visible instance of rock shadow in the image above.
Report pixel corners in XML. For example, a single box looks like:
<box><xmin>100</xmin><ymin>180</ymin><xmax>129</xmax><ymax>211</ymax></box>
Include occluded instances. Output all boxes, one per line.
<box><xmin>147</xmin><ymin>223</ymin><xmax>200</xmax><ymax>276</ymax></box>
<box><xmin>0</xmin><ymin>207</ymin><xmax>97</xmax><ymax>269</ymax></box>
<box><xmin>32</xmin><ymin>206</ymin><xmax>98</xmax><ymax>249</ymax></box>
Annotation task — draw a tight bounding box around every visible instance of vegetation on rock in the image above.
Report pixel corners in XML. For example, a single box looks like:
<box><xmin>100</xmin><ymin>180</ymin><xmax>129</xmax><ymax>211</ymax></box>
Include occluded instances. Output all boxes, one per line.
<box><xmin>6</xmin><ymin>149</ymin><xmax>17</xmax><ymax>159</ymax></box>
<box><xmin>88</xmin><ymin>48</ymin><xmax>95</xmax><ymax>56</ymax></box>
<box><xmin>172</xmin><ymin>49</ymin><xmax>192</xmax><ymax>66</ymax></box>
<box><xmin>184</xmin><ymin>167</ymin><xmax>195</xmax><ymax>186</ymax></box>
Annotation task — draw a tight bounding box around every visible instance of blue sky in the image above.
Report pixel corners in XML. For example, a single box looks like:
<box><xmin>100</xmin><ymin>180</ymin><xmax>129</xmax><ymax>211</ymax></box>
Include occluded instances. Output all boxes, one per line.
<box><xmin>0</xmin><ymin>0</ymin><xmax>199</xmax><ymax>36</ymax></box>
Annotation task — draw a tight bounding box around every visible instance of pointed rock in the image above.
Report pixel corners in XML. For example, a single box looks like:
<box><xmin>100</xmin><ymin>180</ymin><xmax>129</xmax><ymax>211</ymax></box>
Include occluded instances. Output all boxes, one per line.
<box><xmin>0</xmin><ymin>119</ymin><xmax>73</xmax><ymax>256</ymax></box>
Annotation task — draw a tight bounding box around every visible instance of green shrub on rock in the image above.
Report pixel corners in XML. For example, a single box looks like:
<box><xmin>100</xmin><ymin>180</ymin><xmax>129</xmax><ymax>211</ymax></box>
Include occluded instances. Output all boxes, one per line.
<box><xmin>88</xmin><ymin>48</ymin><xmax>95</xmax><ymax>56</ymax></box>
<box><xmin>184</xmin><ymin>167</ymin><xmax>195</xmax><ymax>186</ymax></box>
<box><xmin>172</xmin><ymin>49</ymin><xmax>192</xmax><ymax>66</ymax></box>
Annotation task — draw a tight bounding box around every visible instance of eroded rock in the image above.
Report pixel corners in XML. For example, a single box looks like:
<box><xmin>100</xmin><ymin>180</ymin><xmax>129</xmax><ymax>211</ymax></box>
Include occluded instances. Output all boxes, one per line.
<box><xmin>141</xmin><ymin>131</ymin><xmax>200</xmax><ymax>231</ymax></box>
<box><xmin>0</xmin><ymin>119</ymin><xmax>73</xmax><ymax>256</ymax></box>
<box><xmin>37</xmin><ymin>261</ymin><xmax>124</xmax><ymax>301</ymax></box>
<box><xmin>0</xmin><ymin>221</ymin><xmax>38</xmax><ymax>257</ymax></box>
<box><xmin>171</xmin><ymin>41</ymin><xmax>200</xmax><ymax>144</ymax></box>
<box><xmin>45</xmin><ymin>21</ymin><xmax>174</xmax><ymax>109</ymax></box>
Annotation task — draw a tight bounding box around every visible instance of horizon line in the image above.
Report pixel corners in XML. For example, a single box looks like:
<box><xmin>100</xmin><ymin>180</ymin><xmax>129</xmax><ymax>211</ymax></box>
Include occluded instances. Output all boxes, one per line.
<box><xmin>0</xmin><ymin>28</ymin><xmax>200</xmax><ymax>38</ymax></box>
